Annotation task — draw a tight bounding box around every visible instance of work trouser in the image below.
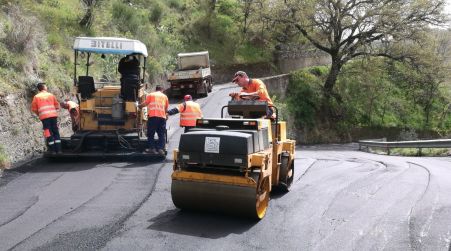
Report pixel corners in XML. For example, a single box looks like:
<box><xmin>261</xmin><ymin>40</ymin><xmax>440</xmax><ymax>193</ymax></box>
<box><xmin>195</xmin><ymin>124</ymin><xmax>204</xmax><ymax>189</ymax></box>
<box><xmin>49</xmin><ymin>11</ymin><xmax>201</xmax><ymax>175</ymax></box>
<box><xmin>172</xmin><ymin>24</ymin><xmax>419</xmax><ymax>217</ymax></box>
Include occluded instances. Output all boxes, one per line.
<box><xmin>184</xmin><ymin>126</ymin><xmax>194</xmax><ymax>133</ymax></box>
<box><xmin>69</xmin><ymin>108</ymin><xmax>79</xmax><ymax>132</ymax></box>
<box><xmin>41</xmin><ymin>117</ymin><xmax>61</xmax><ymax>152</ymax></box>
<box><xmin>147</xmin><ymin>117</ymin><xmax>166</xmax><ymax>150</ymax></box>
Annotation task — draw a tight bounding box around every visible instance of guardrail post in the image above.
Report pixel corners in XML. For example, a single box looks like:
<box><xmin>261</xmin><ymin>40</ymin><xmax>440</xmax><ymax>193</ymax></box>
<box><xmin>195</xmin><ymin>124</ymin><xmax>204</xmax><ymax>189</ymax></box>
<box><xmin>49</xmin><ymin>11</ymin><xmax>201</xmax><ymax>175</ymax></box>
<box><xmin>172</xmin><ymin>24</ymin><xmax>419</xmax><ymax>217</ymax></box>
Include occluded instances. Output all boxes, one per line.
<box><xmin>386</xmin><ymin>147</ymin><xmax>390</xmax><ymax>155</ymax></box>
<box><xmin>418</xmin><ymin>148</ymin><xmax>422</xmax><ymax>157</ymax></box>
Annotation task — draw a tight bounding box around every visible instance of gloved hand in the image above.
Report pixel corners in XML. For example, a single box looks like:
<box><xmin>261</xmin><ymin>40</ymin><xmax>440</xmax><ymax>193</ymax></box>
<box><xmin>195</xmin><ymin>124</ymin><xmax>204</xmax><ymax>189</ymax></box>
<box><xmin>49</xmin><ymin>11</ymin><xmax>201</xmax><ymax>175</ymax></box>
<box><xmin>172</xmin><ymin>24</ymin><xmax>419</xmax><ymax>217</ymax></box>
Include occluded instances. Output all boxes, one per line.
<box><xmin>229</xmin><ymin>92</ymin><xmax>240</xmax><ymax>100</ymax></box>
<box><xmin>135</xmin><ymin>101</ymin><xmax>140</xmax><ymax>109</ymax></box>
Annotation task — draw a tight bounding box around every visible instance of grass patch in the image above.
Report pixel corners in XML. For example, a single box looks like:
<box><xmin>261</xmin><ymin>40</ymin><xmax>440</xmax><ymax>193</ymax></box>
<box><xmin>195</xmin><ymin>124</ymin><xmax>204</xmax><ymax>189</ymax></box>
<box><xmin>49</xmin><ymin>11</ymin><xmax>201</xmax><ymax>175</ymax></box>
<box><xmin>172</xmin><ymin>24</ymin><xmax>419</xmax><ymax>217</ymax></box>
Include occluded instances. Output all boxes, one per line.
<box><xmin>367</xmin><ymin>147</ymin><xmax>450</xmax><ymax>156</ymax></box>
<box><xmin>0</xmin><ymin>145</ymin><xmax>9</xmax><ymax>169</ymax></box>
<box><xmin>391</xmin><ymin>148</ymin><xmax>450</xmax><ymax>157</ymax></box>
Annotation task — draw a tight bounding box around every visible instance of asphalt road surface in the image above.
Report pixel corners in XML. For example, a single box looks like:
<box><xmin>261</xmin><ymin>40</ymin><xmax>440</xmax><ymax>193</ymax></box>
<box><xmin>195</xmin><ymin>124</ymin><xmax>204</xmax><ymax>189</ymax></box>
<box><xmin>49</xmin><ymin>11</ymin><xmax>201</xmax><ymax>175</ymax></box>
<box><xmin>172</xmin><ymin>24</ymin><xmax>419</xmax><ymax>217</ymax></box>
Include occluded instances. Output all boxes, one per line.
<box><xmin>0</xmin><ymin>83</ymin><xmax>450</xmax><ymax>251</ymax></box>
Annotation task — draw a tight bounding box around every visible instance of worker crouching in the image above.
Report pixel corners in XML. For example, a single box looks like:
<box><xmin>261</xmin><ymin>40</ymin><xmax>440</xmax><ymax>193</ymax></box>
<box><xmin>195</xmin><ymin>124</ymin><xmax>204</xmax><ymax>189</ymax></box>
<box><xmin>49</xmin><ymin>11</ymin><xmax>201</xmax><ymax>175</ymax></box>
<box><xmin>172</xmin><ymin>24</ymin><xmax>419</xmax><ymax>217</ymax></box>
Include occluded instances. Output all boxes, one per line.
<box><xmin>31</xmin><ymin>83</ymin><xmax>62</xmax><ymax>154</ymax></box>
<box><xmin>167</xmin><ymin>95</ymin><xmax>203</xmax><ymax>133</ymax></box>
<box><xmin>61</xmin><ymin>99</ymin><xmax>80</xmax><ymax>132</ymax></box>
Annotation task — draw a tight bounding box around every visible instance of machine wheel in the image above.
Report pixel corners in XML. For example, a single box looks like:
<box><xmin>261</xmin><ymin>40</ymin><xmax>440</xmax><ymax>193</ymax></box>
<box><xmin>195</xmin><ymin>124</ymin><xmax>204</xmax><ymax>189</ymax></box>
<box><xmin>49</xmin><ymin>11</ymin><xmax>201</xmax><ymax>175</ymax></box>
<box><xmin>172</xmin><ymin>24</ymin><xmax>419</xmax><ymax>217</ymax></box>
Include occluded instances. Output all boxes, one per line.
<box><xmin>207</xmin><ymin>78</ymin><xmax>213</xmax><ymax>92</ymax></box>
<box><xmin>279</xmin><ymin>152</ymin><xmax>294</xmax><ymax>192</ymax></box>
<box><xmin>199</xmin><ymin>82</ymin><xmax>208</xmax><ymax>97</ymax></box>
<box><xmin>255</xmin><ymin>175</ymin><xmax>270</xmax><ymax>219</ymax></box>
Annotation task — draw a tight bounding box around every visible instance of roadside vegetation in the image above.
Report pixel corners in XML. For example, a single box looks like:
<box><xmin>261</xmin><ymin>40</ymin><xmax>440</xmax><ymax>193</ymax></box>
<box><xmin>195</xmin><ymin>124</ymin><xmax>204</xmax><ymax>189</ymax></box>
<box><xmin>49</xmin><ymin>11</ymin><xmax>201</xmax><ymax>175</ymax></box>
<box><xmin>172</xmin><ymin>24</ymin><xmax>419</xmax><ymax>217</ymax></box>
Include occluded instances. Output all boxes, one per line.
<box><xmin>287</xmin><ymin>57</ymin><xmax>451</xmax><ymax>142</ymax></box>
<box><xmin>365</xmin><ymin>147</ymin><xmax>450</xmax><ymax>157</ymax></box>
<box><xmin>0</xmin><ymin>0</ymin><xmax>272</xmax><ymax>92</ymax></box>
<box><xmin>0</xmin><ymin>145</ymin><xmax>9</xmax><ymax>169</ymax></box>
<box><xmin>279</xmin><ymin>0</ymin><xmax>451</xmax><ymax>140</ymax></box>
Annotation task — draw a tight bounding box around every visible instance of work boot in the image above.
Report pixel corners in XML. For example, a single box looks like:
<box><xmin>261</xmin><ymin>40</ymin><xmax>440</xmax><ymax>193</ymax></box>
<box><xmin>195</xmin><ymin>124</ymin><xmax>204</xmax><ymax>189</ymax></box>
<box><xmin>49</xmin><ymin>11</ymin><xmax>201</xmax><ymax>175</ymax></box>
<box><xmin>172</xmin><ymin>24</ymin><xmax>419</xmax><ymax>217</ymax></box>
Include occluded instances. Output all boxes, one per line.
<box><xmin>56</xmin><ymin>143</ymin><xmax>62</xmax><ymax>154</ymax></box>
<box><xmin>144</xmin><ymin>148</ymin><xmax>157</xmax><ymax>154</ymax></box>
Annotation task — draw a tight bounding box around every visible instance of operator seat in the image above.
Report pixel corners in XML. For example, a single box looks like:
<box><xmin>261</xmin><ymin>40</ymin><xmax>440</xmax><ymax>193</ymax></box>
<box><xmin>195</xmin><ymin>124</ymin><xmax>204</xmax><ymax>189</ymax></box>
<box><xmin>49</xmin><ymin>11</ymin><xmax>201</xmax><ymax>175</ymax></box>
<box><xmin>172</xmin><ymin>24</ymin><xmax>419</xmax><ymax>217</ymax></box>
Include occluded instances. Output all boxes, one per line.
<box><xmin>120</xmin><ymin>77</ymin><xmax>141</xmax><ymax>101</ymax></box>
<box><xmin>78</xmin><ymin>76</ymin><xmax>95</xmax><ymax>99</ymax></box>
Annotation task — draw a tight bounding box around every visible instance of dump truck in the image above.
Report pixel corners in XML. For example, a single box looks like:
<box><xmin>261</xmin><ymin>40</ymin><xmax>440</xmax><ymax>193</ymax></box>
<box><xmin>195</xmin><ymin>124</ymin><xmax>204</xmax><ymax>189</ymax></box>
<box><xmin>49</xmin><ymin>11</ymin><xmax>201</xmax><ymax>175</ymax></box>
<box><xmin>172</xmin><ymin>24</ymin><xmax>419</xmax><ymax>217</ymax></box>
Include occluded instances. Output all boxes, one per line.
<box><xmin>44</xmin><ymin>36</ymin><xmax>166</xmax><ymax>160</ymax></box>
<box><xmin>167</xmin><ymin>51</ymin><xmax>213</xmax><ymax>98</ymax></box>
<box><xmin>171</xmin><ymin>96</ymin><xmax>296</xmax><ymax>219</ymax></box>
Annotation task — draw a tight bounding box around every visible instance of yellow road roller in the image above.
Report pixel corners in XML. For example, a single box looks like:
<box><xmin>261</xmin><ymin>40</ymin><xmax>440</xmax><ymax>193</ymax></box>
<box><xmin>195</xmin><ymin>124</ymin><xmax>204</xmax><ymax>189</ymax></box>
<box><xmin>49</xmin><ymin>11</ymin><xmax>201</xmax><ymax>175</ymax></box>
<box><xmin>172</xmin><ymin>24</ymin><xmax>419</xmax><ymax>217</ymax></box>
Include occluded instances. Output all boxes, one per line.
<box><xmin>171</xmin><ymin>99</ymin><xmax>296</xmax><ymax>219</ymax></box>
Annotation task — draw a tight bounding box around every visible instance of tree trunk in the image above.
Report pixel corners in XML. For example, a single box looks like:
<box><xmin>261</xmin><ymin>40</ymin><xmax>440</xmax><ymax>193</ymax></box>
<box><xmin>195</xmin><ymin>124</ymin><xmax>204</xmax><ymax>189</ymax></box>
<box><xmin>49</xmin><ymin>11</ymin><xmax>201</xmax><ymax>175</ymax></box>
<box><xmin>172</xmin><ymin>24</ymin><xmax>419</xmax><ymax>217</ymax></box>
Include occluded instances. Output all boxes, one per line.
<box><xmin>322</xmin><ymin>56</ymin><xmax>342</xmax><ymax>119</ymax></box>
<box><xmin>324</xmin><ymin>57</ymin><xmax>341</xmax><ymax>101</ymax></box>
<box><xmin>79</xmin><ymin>7</ymin><xmax>93</xmax><ymax>28</ymax></box>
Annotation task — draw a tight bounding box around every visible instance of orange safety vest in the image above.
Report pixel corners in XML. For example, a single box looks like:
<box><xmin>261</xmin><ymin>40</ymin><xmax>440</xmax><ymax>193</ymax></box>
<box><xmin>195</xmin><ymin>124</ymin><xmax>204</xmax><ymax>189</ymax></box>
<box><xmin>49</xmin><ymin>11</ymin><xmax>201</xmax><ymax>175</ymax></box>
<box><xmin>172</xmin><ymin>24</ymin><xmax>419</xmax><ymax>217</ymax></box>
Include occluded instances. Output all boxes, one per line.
<box><xmin>241</xmin><ymin>79</ymin><xmax>274</xmax><ymax>106</ymax></box>
<box><xmin>178</xmin><ymin>101</ymin><xmax>202</xmax><ymax>127</ymax></box>
<box><xmin>31</xmin><ymin>91</ymin><xmax>59</xmax><ymax>120</ymax></box>
<box><xmin>145</xmin><ymin>91</ymin><xmax>169</xmax><ymax>118</ymax></box>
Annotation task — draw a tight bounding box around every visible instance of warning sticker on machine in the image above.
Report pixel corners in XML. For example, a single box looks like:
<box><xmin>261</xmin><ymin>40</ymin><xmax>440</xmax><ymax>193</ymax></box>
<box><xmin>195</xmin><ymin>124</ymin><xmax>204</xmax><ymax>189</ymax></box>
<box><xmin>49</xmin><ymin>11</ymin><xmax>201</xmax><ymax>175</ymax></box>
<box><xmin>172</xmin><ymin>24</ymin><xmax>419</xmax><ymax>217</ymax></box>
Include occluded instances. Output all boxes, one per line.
<box><xmin>205</xmin><ymin>137</ymin><xmax>220</xmax><ymax>153</ymax></box>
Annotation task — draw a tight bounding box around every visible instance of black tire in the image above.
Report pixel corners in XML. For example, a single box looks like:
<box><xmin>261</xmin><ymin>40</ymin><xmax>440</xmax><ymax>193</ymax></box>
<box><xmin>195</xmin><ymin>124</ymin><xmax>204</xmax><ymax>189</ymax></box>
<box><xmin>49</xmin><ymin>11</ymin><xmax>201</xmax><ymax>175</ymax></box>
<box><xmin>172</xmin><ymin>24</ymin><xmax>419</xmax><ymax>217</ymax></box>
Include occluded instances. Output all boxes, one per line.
<box><xmin>207</xmin><ymin>78</ymin><xmax>213</xmax><ymax>92</ymax></box>
<box><xmin>279</xmin><ymin>152</ymin><xmax>294</xmax><ymax>192</ymax></box>
<box><xmin>199</xmin><ymin>82</ymin><xmax>208</xmax><ymax>97</ymax></box>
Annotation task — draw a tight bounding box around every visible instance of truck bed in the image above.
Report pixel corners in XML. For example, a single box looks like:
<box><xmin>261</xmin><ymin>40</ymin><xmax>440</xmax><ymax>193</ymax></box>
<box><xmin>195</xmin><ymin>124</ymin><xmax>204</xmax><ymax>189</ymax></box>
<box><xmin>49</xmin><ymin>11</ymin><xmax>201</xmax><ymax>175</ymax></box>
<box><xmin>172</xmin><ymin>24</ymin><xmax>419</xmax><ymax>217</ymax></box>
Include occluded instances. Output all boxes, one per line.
<box><xmin>168</xmin><ymin>68</ymin><xmax>211</xmax><ymax>81</ymax></box>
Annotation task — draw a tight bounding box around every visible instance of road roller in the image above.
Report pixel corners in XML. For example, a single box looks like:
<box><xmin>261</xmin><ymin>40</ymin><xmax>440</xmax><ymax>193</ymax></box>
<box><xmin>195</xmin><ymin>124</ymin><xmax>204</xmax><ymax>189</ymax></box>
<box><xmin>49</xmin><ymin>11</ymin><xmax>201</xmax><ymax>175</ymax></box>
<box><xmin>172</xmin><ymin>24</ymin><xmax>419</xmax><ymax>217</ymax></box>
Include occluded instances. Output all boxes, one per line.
<box><xmin>171</xmin><ymin>99</ymin><xmax>296</xmax><ymax>219</ymax></box>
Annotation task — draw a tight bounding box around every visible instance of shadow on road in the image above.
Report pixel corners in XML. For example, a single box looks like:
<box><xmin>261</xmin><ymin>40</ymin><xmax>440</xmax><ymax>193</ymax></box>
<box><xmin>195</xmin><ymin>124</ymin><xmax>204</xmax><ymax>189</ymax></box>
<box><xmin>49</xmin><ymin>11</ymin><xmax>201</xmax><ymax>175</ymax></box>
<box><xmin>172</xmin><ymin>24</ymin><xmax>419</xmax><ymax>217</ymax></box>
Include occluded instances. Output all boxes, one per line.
<box><xmin>147</xmin><ymin>209</ymin><xmax>257</xmax><ymax>239</ymax></box>
<box><xmin>3</xmin><ymin>157</ymin><xmax>167</xmax><ymax>174</ymax></box>
<box><xmin>270</xmin><ymin>188</ymin><xmax>291</xmax><ymax>200</ymax></box>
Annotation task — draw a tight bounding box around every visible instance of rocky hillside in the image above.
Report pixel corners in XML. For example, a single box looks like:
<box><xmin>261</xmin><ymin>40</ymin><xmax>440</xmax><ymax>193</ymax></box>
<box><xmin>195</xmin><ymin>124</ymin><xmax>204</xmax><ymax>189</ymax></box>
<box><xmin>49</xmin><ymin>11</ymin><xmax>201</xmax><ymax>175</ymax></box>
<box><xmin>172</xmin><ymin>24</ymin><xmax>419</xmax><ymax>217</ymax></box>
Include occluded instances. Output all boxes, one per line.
<box><xmin>0</xmin><ymin>88</ymin><xmax>72</xmax><ymax>167</ymax></box>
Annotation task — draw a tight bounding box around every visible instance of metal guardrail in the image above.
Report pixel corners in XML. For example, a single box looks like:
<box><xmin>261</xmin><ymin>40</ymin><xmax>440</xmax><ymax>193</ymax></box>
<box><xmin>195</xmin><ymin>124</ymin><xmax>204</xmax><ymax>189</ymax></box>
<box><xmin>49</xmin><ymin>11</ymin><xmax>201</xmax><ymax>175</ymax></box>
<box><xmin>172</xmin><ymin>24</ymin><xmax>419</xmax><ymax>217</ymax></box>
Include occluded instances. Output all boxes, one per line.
<box><xmin>358</xmin><ymin>139</ymin><xmax>451</xmax><ymax>155</ymax></box>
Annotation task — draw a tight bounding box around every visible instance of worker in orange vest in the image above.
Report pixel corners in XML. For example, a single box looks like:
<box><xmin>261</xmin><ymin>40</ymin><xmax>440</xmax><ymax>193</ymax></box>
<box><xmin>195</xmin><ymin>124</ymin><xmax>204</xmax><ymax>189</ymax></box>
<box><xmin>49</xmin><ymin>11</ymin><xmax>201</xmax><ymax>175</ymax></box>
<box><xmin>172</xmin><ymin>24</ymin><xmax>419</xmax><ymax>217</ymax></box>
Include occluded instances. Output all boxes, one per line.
<box><xmin>167</xmin><ymin>94</ymin><xmax>203</xmax><ymax>133</ymax></box>
<box><xmin>230</xmin><ymin>71</ymin><xmax>275</xmax><ymax>119</ymax></box>
<box><xmin>31</xmin><ymin>83</ymin><xmax>62</xmax><ymax>153</ymax></box>
<box><xmin>61</xmin><ymin>98</ymin><xmax>80</xmax><ymax>132</ymax></box>
<box><xmin>137</xmin><ymin>85</ymin><xmax>169</xmax><ymax>155</ymax></box>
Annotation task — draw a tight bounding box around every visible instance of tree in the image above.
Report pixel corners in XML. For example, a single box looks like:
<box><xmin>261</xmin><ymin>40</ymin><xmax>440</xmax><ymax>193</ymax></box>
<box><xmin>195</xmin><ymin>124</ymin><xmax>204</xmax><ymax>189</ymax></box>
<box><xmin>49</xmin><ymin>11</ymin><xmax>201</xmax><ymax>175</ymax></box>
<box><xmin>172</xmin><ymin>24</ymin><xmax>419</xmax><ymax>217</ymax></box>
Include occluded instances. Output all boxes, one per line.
<box><xmin>389</xmin><ymin>30</ymin><xmax>451</xmax><ymax>129</ymax></box>
<box><xmin>241</xmin><ymin>0</ymin><xmax>264</xmax><ymax>34</ymax></box>
<box><xmin>270</xmin><ymin>0</ymin><xmax>446</xmax><ymax>116</ymax></box>
<box><xmin>79</xmin><ymin>0</ymin><xmax>102</xmax><ymax>29</ymax></box>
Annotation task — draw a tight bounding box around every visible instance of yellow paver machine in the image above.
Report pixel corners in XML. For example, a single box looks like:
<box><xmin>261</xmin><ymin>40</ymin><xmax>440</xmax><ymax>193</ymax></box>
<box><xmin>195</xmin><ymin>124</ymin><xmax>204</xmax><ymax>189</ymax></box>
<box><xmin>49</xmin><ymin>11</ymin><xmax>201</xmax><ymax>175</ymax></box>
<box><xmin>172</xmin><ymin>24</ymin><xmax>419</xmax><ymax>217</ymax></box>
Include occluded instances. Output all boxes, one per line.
<box><xmin>171</xmin><ymin>98</ymin><xmax>296</xmax><ymax>219</ymax></box>
<box><xmin>44</xmin><ymin>37</ymin><xmax>165</xmax><ymax>160</ymax></box>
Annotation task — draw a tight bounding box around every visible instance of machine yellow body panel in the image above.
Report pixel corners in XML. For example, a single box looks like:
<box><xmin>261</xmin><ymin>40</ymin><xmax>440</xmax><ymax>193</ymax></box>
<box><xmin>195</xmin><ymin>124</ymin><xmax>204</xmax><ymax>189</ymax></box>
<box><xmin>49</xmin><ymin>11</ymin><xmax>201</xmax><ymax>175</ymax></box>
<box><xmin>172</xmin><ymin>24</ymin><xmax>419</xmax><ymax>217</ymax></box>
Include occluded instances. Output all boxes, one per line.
<box><xmin>172</xmin><ymin>171</ymin><xmax>257</xmax><ymax>187</ymax></box>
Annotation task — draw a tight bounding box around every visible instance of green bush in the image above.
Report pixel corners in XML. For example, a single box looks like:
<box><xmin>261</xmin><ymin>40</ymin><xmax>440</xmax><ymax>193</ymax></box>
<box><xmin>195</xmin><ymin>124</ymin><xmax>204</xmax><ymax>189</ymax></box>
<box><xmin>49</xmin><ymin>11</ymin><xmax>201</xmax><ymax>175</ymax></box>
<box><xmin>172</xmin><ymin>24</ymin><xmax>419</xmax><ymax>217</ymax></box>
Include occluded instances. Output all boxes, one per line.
<box><xmin>336</xmin><ymin>59</ymin><xmax>451</xmax><ymax>132</ymax></box>
<box><xmin>112</xmin><ymin>1</ymin><xmax>146</xmax><ymax>34</ymax></box>
<box><xmin>0</xmin><ymin>43</ymin><xmax>14</xmax><ymax>68</ymax></box>
<box><xmin>234</xmin><ymin>42</ymin><xmax>272</xmax><ymax>64</ymax></box>
<box><xmin>149</xmin><ymin>2</ymin><xmax>163</xmax><ymax>24</ymax></box>
<box><xmin>287</xmin><ymin>67</ymin><xmax>326</xmax><ymax>128</ymax></box>
<box><xmin>166</xmin><ymin>0</ymin><xmax>182</xmax><ymax>9</ymax></box>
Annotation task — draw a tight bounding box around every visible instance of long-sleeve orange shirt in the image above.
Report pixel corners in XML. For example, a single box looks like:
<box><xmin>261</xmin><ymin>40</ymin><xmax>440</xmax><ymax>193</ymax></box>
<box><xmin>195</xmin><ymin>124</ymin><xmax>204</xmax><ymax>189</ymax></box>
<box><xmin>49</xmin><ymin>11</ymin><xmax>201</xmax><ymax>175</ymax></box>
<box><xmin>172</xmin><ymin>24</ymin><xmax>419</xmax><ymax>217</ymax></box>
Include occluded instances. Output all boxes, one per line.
<box><xmin>241</xmin><ymin>79</ymin><xmax>273</xmax><ymax>106</ymax></box>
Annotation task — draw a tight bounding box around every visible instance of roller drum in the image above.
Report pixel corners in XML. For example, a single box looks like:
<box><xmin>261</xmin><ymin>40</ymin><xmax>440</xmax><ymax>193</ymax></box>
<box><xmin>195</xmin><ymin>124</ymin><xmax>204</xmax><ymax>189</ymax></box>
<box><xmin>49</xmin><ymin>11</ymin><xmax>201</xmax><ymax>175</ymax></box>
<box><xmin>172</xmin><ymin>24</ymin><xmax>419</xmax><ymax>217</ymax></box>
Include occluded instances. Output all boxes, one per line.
<box><xmin>171</xmin><ymin>177</ymin><xmax>269</xmax><ymax>219</ymax></box>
